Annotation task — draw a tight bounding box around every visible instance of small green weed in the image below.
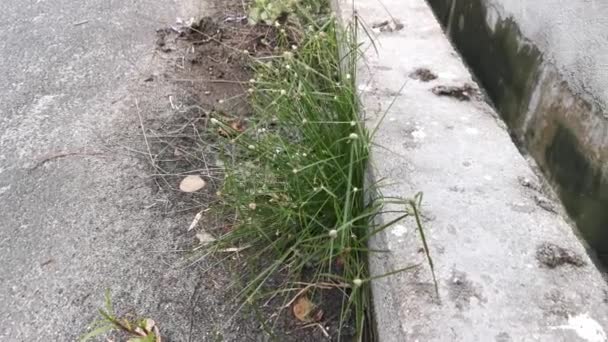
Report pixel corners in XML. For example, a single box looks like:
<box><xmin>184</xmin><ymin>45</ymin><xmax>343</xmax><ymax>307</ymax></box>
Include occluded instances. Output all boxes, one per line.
<box><xmin>248</xmin><ymin>0</ymin><xmax>327</xmax><ymax>25</ymax></box>
<box><xmin>248</xmin><ymin>0</ymin><xmax>297</xmax><ymax>25</ymax></box>
<box><xmin>81</xmin><ymin>290</ymin><xmax>160</xmax><ymax>342</ymax></box>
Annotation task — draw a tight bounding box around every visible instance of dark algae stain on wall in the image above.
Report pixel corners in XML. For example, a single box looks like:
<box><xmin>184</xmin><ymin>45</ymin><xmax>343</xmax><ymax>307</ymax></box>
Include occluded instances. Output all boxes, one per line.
<box><xmin>427</xmin><ymin>0</ymin><xmax>543</xmax><ymax>131</ymax></box>
<box><xmin>546</xmin><ymin>124</ymin><xmax>608</xmax><ymax>260</ymax></box>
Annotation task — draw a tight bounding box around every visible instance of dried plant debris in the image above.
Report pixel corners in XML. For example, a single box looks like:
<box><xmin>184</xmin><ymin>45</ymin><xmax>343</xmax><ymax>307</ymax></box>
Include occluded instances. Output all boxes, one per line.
<box><xmin>534</xmin><ymin>195</ymin><xmax>557</xmax><ymax>213</ymax></box>
<box><xmin>536</xmin><ymin>242</ymin><xmax>586</xmax><ymax>268</ymax></box>
<box><xmin>517</xmin><ymin>175</ymin><xmax>542</xmax><ymax>192</ymax></box>
<box><xmin>372</xmin><ymin>19</ymin><xmax>404</xmax><ymax>32</ymax></box>
<box><xmin>432</xmin><ymin>83</ymin><xmax>478</xmax><ymax>101</ymax></box>
<box><xmin>409</xmin><ymin>68</ymin><xmax>438</xmax><ymax>82</ymax></box>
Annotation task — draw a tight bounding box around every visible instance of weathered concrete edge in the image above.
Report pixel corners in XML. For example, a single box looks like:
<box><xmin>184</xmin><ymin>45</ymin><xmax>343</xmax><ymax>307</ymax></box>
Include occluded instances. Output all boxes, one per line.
<box><xmin>334</xmin><ymin>0</ymin><xmax>608</xmax><ymax>341</ymax></box>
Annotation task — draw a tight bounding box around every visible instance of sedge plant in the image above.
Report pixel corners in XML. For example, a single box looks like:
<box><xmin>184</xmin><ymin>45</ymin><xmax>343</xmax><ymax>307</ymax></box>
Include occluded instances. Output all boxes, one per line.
<box><xmin>208</xmin><ymin>2</ymin><xmax>435</xmax><ymax>341</ymax></box>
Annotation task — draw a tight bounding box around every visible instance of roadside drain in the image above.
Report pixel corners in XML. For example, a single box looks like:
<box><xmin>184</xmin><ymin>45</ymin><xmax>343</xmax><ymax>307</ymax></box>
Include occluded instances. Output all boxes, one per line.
<box><xmin>426</xmin><ymin>0</ymin><xmax>608</xmax><ymax>266</ymax></box>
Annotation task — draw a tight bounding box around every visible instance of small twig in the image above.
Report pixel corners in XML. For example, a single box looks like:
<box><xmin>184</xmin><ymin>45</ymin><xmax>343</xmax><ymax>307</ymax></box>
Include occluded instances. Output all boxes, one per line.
<box><xmin>170</xmin><ymin>78</ymin><xmax>246</xmax><ymax>84</ymax></box>
<box><xmin>296</xmin><ymin>323</ymin><xmax>330</xmax><ymax>337</ymax></box>
<box><xmin>29</xmin><ymin>151</ymin><xmax>106</xmax><ymax>170</ymax></box>
<box><xmin>73</xmin><ymin>20</ymin><xmax>89</xmax><ymax>26</ymax></box>
<box><xmin>218</xmin><ymin>245</ymin><xmax>250</xmax><ymax>253</ymax></box>
<box><xmin>135</xmin><ymin>99</ymin><xmax>158</xmax><ymax>169</ymax></box>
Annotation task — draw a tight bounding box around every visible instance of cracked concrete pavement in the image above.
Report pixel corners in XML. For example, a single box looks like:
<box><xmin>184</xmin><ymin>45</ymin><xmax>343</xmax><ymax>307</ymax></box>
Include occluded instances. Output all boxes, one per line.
<box><xmin>0</xmin><ymin>0</ymin><xmax>251</xmax><ymax>340</ymax></box>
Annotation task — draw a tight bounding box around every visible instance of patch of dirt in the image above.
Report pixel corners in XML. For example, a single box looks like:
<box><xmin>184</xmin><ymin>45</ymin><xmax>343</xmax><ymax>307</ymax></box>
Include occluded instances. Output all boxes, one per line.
<box><xmin>541</xmin><ymin>288</ymin><xmax>575</xmax><ymax>318</ymax></box>
<box><xmin>432</xmin><ymin>83</ymin><xmax>478</xmax><ymax>101</ymax></box>
<box><xmin>371</xmin><ymin>19</ymin><xmax>404</xmax><ymax>32</ymax></box>
<box><xmin>536</xmin><ymin>242</ymin><xmax>586</xmax><ymax>268</ymax></box>
<box><xmin>409</xmin><ymin>68</ymin><xmax>437</xmax><ymax>82</ymax></box>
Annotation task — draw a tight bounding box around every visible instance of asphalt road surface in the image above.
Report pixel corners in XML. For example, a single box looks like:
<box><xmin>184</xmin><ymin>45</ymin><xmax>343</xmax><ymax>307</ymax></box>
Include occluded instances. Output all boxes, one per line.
<box><xmin>0</xmin><ymin>1</ymin><xmax>249</xmax><ymax>340</ymax></box>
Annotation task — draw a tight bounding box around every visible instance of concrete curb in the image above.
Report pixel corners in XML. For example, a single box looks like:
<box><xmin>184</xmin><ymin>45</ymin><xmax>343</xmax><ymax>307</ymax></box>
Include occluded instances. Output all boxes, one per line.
<box><xmin>334</xmin><ymin>0</ymin><xmax>608</xmax><ymax>341</ymax></box>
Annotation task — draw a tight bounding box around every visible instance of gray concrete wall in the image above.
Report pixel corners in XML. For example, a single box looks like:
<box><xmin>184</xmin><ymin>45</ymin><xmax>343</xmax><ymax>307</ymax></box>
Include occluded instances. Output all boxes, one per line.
<box><xmin>426</xmin><ymin>0</ymin><xmax>608</xmax><ymax>262</ymax></box>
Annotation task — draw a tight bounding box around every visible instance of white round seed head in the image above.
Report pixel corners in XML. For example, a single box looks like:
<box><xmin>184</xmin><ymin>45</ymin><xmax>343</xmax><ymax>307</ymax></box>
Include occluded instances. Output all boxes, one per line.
<box><xmin>329</xmin><ymin>229</ymin><xmax>338</xmax><ymax>239</ymax></box>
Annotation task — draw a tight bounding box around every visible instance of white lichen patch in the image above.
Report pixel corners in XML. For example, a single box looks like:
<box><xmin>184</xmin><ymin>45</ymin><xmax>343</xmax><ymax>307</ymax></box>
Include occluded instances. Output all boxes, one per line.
<box><xmin>392</xmin><ymin>224</ymin><xmax>408</xmax><ymax>237</ymax></box>
<box><xmin>411</xmin><ymin>128</ymin><xmax>426</xmax><ymax>141</ymax></box>
<box><xmin>551</xmin><ymin>313</ymin><xmax>607</xmax><ymax>342</ymax></box>
<box><xmin>465</xmin><ymin>127</ymin><xmax>479</xmax><ymax>135</ymax></box>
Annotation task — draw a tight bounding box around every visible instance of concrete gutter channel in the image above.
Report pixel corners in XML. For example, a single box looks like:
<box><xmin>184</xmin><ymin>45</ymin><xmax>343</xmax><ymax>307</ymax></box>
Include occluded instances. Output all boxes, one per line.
<box><xmin>335</xmin><ymin>0</ymin><xmax>608</xmax><ymax>341</ymax></box>
<box><xmin>425</xmin><ymin>0</ymin><xmax>608</xmax><ymax>266</ymax></box>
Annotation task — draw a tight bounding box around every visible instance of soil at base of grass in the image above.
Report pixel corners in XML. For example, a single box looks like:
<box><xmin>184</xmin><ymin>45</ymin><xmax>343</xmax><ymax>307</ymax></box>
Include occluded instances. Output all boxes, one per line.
<box><xmin>143</xmin><ymin>0</ymin><xmax>355</xmax><ymax>341</ymax></box>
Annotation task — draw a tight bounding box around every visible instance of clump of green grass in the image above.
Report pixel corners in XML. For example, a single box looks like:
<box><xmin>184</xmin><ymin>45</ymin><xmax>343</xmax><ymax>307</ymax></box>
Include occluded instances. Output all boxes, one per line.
<box><xmin>208</xmin><ymin>3</ymin><xmax>434</xmax><ymax>341</ymax></box>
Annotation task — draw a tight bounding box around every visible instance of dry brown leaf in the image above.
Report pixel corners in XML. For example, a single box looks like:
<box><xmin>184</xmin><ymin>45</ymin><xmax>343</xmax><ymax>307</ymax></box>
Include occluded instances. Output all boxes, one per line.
<box><xmin>217</xmin><ymin>128</ymin><xmax>230</xmax><ymax>137</ymax></box>
<box><xmin>196</xmin><ymin>231</ymin><xmax>216</xmax><ymax>245</ymax></box>
<box><xmin>188</xmin><ymin>210</ymin><xmax>204</xmax><ymax>231</ymax></box>
<box><xmin>230</xmin><ymin>119</ymin><xmax>246</xmax><ymax>133</ymax></box>
<box><xmin>133</xmin><ymin>327</ymin><xmax>147</xmax><ymax>337</ymax></box>
<box><xmin>179</xmin><ymin>175</ymin><xmax>206</xmax><ymax>192</ymax></box>
<box><xmin>292</xmin><ymin>296</ymin><xmax>314</xmax><ymax>322</ymax></box>
<box><xmin>144</xmin><ymin>318</ymin><xmax>155</xmax><ymax>333</ymax></box>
